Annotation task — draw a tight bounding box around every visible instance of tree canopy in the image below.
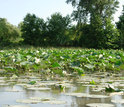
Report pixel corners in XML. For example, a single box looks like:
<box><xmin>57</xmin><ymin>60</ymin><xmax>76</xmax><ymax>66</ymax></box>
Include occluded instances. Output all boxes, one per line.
<box><xmin>46</xmin><ymin>13</ymin><xmax>72</xmax><ymax>46</ymax></box>
<box><xmin>0</xmin><ymin>18</ymin><xmax>21</xmax><ymax>46</ymax></box>
<box><xmin>116</xmin><ymin>5</ymin><xmax>124</xmax><ymax>48</ymax></box>
<box><xmin>21</xmin><ymin>13</ymin><xmax>46</xmax><ymax>46</ymax></box>
<box><xmin>66</xmin><ymin>0</ymin><xmax>120</xmax><ymax>48</ymax></box>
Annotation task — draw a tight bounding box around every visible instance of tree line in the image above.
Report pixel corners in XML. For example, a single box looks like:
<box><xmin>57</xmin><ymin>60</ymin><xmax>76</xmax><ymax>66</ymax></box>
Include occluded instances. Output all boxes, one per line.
<box><xmin>0</xmin><ymin>0</ymin><xmax>124</xmax><ymax>49</ymax></box>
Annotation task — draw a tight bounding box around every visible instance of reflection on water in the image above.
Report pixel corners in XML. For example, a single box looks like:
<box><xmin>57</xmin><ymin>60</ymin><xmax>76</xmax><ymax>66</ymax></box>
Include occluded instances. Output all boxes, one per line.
<box><xmin>111</xmin><ymin>95</ymin><xmax>123</xmax><ymax>107</ymax></box>
<box><xmin>0</xmin><ymin>83</ymin><xmax>124</xmax><ymax>107</ymax></box>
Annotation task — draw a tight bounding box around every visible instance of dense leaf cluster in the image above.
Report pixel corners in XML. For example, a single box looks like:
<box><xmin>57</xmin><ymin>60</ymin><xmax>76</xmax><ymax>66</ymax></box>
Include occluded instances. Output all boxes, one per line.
<box><xmin>116</xmin><ymin>6</ymin><xmax>124</xmax><ymax>48</ymax></box>
<box><xmin>0</xmin><ymin>48</ymin><xmax>124</xmax><ymax>75</ymax></box>
<box><xmin>0</xmin><ymin>18</ymin><xmax>21</xmax><ymax>46</ymax></box>
<box><xmin>20</xmin><ymin>13</ymin><xmax>72</xmax><ymax>46</ymax></box>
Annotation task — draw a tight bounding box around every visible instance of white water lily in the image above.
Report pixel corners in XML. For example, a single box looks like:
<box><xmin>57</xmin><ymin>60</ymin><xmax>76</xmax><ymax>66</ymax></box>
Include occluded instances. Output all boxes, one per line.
<box><xmin>109</xmin><ymin>56</ymin><xmax>112</xmax><ymax>59</ymax></box>
<box><xmin>63</xmin><ymin>70</ymin><xmax>67</xmax><ymax>75</ymax></box>
<box><xmin>60</xmin><ymin>56</ymin><xmax>64</xmax><ymax>59</ymax></box>
<box><xmin>42</xmin><ymin>52</ymin><xmax>47</xmax><ymax>55</ymax></box>
<box><xmin>13</xmin><ymin>59</ymin><xmax>16</xmax><ymax>62</ymax></box>
<box><xmin>0</xmin><ymin>50</ymin><xmax>4</xmax><ymax>52</ymax></box>
<box><xmin>35</xmin><ymin>57</ymin><xmax>40</xmax><ymax>64</ymax></box>
<box><xmin>99</xmin><ymin>54</ymin><xmax>103</xmax><ymax>58</ymax></box>
<box><xmin>36</xmin><ymin>50</ymin><xmax>39</xmax><ymax>53</ymax></box>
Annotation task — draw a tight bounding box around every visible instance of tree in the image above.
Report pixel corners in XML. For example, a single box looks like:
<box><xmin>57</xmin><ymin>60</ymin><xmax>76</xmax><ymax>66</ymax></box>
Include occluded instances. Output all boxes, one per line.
<box><xmin>0</xmin><ymin>18</ymin><xmax>21</xmax><ymax>46</ymax></box>
<box><xmin>21</xmin><ymin>13</ymin><xmax>46</xmax><ymax>46</ymax></box>
<box><xmin>66</xmin><ymin>0</ymin><xmax>119</xmax><ymax>24</ymax></box>
<box><xmin>46</xmin><ymin>13</ymin><xmax>72</xmax><ymax>46</ymax></box>
<box><xmin>116</xmin><ymin>5</ymin><xmax>124</xmax><ymax>48</ymax></box>
<box><xmin>66</xmin><ymin>0</ymin><xmax>119</xmax><ymax>48</ymax></box>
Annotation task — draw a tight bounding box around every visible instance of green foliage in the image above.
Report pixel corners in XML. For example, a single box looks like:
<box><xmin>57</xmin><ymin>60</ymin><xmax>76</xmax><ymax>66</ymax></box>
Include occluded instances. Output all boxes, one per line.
<box><xmin>103</xmin><ymin>18</ymin><xmax>120</xmax><ymax>49</ymax></box>
<box><xmin>0</xmin><ymin>18</ymin><xmax>21</xmax><ymax>46</ymax></box>
<box><xmin>89</xmin><ymin>80</ymin><xmax>96</xmax><ymax>85</ymax></box>
<box><xmin>52</xmin><ymin>62</ymin><xmax>60</xmax><ymax>68</ymax></box>
<box><xmin>105</xmin><ymin>86</ymin><xmax>115</xmax><ymax>92</ymax></box>
<box><xmin>46</xmin><ymin>13</ymin><xmax>72</xmax><ymax>46</ymax></box>
<box><xmin>0</xmin><ymin>48</ymin><xmax>124</xmax><ymax>76</ymax></box>
<box><xmin>66</xmin><ymin>0</ymin><xmax>120</xmax><ymax>49</ymax></box>
<box><xmin>105</xmin><ymin>85</ymin><xmax>122</xmax><ymax>92</ymax></box>
<box><xmin>72</xmin><ymin>66</ymin><xmax>84</xmax><ymax>75</ymax></box>
<box><xmin>21</xmin><ymin>13</ymin><xmax>46</xmax><ymax>46</ymax></box>
<box><xmin>116</xmin><ymin>5</ymin><xmax>124</xmax><ymax>48</ymax></box>
<box><xmin>28</xmin><ymin>81</ymin><xmax>36</xmax><ymax>85</ymax></box>
<box><xmin>66</xmin><ymin>0</ymin><xmax>119</xmax><ymax>24</ymax></box>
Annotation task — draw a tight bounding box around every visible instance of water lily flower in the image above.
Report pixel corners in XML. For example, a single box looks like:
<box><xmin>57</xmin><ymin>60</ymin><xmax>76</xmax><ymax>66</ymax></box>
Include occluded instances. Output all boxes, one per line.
<box><xmin>63</xmin><ymin>70</ymin><xmax>67</xmax><ymax>75</ymax></box>
<box><xmin>36</xmin><ymin>50</ymin><xmax>39</xmax><ymax>53</ymax></box>
<box><xmin>13</xmin><ymin>58</ymin><xmax>16</xmax><ymax>62</ymax></box>
<box><xmin>35</xmin><ymin>57</ymin><xmax>40</xmax><ymax>64</ymax></box>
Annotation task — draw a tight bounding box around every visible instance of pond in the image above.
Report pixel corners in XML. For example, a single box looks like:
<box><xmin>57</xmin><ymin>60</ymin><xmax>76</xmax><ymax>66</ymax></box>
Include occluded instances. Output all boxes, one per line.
<box><xmin>0</xmin><ymin>74</ymin><xmax>124</xmax><ymax>107</ymax></box>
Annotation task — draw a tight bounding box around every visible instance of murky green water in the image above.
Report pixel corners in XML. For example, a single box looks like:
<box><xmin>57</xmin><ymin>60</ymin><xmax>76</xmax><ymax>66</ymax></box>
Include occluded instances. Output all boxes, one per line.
<box><xmin>0</xmin><ymin>74</ymin><xmax>124</xmax><ymax>107</ymax></box>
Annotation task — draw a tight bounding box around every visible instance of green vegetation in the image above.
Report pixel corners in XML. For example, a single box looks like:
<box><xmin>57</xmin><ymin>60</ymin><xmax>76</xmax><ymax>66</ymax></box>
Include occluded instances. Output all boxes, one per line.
<box><xmin>89</xmin><ymin>80</ymin><xmax>96</xmax><ymax>85</ymax></box>
<box><xmin>116</xmin><ymin>5</ymin><xmax>124</xmax><ymax>48</ymax></box>
<box><xmin>105</xmin><ymin>85</ymin><xmax>122</xmax><ymax>92</ymax></box>
<box><xmin>0</xmin><ymin>1</ymin><xmax>124</xmax><ymax>49</ymax></box>
<box><xmin>21</xmin><ymin>13</ymin><xmax>46</xmax><ymax>46</ymax></box>
<box><xmin>28</xmin><ymin>81</ymin><xmax>36</xmax><ymax>85</ymax></box>
<box><xmin>0</xmin><ymin>1</ymin><xmax>124</xmax><ymax>76</ymax></box>
<box><xmin>0</xmin><ymin>48</ymin><xmax>124</xmax><ymax>76</ymax></box>
<box><xmin>66</xmin><ymin>0</ymin><xmax>120</xmax><ymax>48</ymax></box>
<box><xmin>0</xmin><ymin>18</ymin><xmax>21</xmax><ymax>46</ymax></box>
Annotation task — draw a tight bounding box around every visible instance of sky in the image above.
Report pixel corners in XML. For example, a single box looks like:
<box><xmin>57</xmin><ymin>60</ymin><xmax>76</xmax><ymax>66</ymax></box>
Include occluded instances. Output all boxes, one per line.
<box><xmin>0</xmin><ymin>0</ymin><xmax>124</xmax><ymax>26</ymax></box>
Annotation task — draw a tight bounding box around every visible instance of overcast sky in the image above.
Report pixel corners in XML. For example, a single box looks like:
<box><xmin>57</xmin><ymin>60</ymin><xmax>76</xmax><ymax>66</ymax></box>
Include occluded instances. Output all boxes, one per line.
<box><xmin>0</xmin><ymin>0</ymin><xmax>124</xmax><ymax>26</ymax></box>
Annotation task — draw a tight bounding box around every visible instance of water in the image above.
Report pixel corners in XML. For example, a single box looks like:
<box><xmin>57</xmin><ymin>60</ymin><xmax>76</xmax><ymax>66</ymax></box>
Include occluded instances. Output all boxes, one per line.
<box><xmin>0</xmin><ymin>81</ymin><xmax>124</xmax><ymax>107</ymax></box>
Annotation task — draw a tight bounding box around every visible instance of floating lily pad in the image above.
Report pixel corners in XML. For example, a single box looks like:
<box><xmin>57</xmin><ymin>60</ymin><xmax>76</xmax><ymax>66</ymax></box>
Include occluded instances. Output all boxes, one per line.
<box><xmin>5</xmin><ymin>89</ymin><xmax>23</xmax><ymax>92</ymax></box>
<box><xmin>27</xmin><ymin>87</ymin><xmax>51</xmax><ymax>91</ymax></box>
<box><xmin>89</xmin><ymin>95</ymin><xmax>109</xmax><ymax>99</ymax></box>
<box><xmin>92</xmin><ymin>87</ymin><xmax>104</xmax><ymax>92</ymax></box>
<box><xmin>16</xmin><ymin>84</ymin><xmax>28</xmax><ymax>86</ymax></box>
<box><xmin>38</xmin><ymin>82</ymin><xmax>56</xmax><ymax>86</ymax></box>
<box><xmin>0</xmin><ymin>83</ymin><xmax>9</xmax><ymax>86</ymax></box>
<box><xmin>65</xmin><ymin>93</ymin><xmax>109</xmax><ymax>98</ymax></box>
<box><xmin>110</xmin><ymin>92</ymin><xmax>124</xmax><ymax>96</ymax></box>
<box><xmin>111</xmin><ymin>99</ymin><xmax>124</xmax><ymax>104</ymax></box>
<box><xmin>0</xmin><ymin>80</ymin><xmax>5</xmax><ymax>83</ymax></box>
<box><xmin>17</xmin><ymin>79</ymin><xmax>29</xmax><ymax>83</ymax></box>
<box><xmin>0</xmin><ymin>77</ymin><xmax>7</xmax><ymax>80</ymax></box>
<box><xmin>41</xmin><ymin>100</ymin><xmax>67</xmax><ymax>104</ymax></box>
<box><xmin>86</xmin><ymin>103</ymin><xmax>115</xmax><ymax>107</ymax></box>
<box><xmin>16</xmin><ymin>99</ymin><xmax>41</xmax><ymax>104</ymax></box>
<box><xmin>30</xmin><ymin>97</ymin><xmax>56</xmax><ymax>101</ymax></box>
<box><xmin>2</xmin><ymin>105</ymin><xmax>30</xmax><ymax>107</ymax></box>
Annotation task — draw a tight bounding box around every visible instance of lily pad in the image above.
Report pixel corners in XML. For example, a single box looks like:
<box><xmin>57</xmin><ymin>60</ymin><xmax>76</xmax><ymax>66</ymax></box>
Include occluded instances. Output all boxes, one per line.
<box><xmin>27</xmin><ymin>87</ymin><xmax>51</xmax><ymax>91</ymax></box>
<box><xmin>5</xmin><ymin>89</ymin><xmax>23</xmax><ymax>92</ymax></box>
<box><xmin>2</xmin><ymin>105</ymin><xmax>30</xmax><ymax>107</ymax></box>
<box><xmin>41</xmin><ymin>100</ymin><xmax>67</xmax><ymax>104</ymax></box>
<box><xmin>86</xmin><ymin>103</ymin><xmax>115</xmax><ymax>107</ymax></box>
<box><xmin>111</xmin><ymin>99</ymin><xmax>124</xmax><ymax>104</ymax></box>
<box><xmin>110</xmin><ymin>92</ymin><xmax>124</xmax><ymax>96</ymax></box>
<box><xmin>92</xmin><ymin>87</ymin><xmax>104</xmax><ymax>92</ymax></box>
<box><xmin>65</xmin><ymin>93</ymin><xmax>109</xmax><ymax>98</ymax></box>
<box><xmin>0</xmin><ymin>83</ymin><xmax>9</xmax><ymax>86</ymax></box>
<box><xmin>0</xmin><ymin>80</ymin><xmax>5</xmax><ymax>83</ymax></box>
<box><xmin>16</xmin><ymin>99</ymin><xmax>41</xmax><ymax>104</ymax></box>
<box><xmin>30</xmin><ymin>97</ymin><xmax>56</xmax><ymax>101</ymax></box>
<box><xmin>89</xmin><ymin>95</ymin><xmax>109</xmax><ymax>99</ymax></box>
